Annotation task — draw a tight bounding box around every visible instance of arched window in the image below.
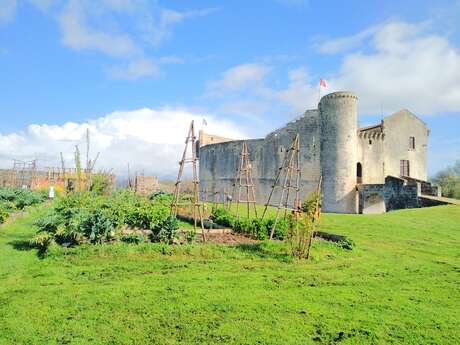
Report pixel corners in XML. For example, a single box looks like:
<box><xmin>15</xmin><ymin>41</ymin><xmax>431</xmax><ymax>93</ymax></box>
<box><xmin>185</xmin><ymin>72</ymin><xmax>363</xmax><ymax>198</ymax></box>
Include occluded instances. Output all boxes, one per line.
<box><xmin>357</xmin><ymin>162</ymin><xmax>363</xmax><ymax>184</ymax></box>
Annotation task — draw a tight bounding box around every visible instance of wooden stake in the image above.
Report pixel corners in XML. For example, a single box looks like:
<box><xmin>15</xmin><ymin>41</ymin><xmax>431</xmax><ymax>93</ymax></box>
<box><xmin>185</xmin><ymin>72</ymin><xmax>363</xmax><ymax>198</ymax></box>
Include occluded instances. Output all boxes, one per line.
<box><xmin>171</xmin><ymin>120</ymin><xmax>206</xmax><ymax>241</ymax></box>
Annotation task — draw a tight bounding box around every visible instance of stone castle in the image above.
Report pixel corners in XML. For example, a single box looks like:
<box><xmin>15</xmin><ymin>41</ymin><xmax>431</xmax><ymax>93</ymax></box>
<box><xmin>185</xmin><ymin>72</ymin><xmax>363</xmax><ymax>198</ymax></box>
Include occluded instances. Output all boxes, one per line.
<box><xmin>198</xmin><ymin>91</ymin><xmax>443</xmax><ymax>214</ymax></box>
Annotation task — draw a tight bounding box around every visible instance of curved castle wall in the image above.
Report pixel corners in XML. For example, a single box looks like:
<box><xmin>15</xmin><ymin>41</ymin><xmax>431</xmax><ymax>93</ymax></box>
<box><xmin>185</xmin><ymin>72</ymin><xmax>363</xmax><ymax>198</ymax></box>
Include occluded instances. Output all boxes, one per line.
<box><xmin>319</xmin><ymin>92</ymin><xmax>358</xmax><ymax>213</ymax></box>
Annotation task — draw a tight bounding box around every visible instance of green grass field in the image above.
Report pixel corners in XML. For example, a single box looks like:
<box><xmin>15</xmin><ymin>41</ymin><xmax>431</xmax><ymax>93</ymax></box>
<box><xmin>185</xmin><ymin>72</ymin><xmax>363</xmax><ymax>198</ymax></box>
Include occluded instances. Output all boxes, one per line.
<box><xmin>1</xmin><ymin>205</ymin><xmax>459</xmax><ymax>344</ymax></box>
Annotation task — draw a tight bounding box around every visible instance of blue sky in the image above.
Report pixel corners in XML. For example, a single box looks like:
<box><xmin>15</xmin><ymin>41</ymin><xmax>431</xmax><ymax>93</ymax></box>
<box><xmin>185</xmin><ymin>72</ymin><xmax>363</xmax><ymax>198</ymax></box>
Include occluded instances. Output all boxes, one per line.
<box><xmin>0</xmin><ymin>0</ymin><xmax>459</xmax><ymax>177</ymax></box>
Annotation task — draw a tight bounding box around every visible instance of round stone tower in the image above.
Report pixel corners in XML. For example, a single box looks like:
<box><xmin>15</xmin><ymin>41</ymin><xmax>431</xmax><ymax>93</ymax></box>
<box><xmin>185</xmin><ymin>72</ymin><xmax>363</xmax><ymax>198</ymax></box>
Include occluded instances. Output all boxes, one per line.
<box><xmin>319</xmin><ymin>91</ymin><xmax>358</xmax><ymax>213</ymax></box>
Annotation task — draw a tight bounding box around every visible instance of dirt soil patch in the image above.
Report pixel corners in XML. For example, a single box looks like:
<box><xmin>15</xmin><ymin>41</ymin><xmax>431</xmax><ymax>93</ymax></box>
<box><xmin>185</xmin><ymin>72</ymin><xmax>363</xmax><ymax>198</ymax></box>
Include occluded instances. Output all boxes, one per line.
<box><xmin>198</xmin><ymin>231</ymin><xmax>259</xmax><ymax>245</ymax></box>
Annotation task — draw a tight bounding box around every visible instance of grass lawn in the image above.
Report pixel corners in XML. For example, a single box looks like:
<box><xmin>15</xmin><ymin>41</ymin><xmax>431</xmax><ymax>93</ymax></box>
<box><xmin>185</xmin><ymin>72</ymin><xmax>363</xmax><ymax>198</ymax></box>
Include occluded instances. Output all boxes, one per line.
<box><xmin>0</xmin><ymin>205</ymin><xmax>459</xmax><ymax>344</ymax></box>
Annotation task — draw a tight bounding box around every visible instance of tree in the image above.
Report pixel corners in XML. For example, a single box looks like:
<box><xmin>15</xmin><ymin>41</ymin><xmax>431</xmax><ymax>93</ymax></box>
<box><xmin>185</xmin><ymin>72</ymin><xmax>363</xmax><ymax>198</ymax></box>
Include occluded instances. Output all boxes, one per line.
<box><xmin>432</xmin><ymin>160</ymin><xmax>460</xmax><ymax>199</ymax></box>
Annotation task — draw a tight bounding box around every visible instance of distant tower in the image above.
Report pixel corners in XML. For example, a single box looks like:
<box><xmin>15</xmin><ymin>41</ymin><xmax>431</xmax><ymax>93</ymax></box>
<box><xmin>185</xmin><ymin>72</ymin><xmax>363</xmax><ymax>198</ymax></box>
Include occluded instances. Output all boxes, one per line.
<box><xmin>319</xmin><ymin>92</ymin><xmax>358</xmax><ymax>213</ymax></box>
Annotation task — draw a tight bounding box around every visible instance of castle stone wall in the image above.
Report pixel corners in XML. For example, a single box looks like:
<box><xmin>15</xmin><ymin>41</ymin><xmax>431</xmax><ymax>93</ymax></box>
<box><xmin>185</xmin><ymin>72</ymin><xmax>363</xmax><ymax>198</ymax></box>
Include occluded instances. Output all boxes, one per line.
<box><xmin>199</xmin><ymin>110</ymin><xmax>321</xmax><ymax>206</ymax></box>
<box><xmin>199</xmin><ymin>91</ymin><xmax>430</xmax><ymax>214</ymax></box>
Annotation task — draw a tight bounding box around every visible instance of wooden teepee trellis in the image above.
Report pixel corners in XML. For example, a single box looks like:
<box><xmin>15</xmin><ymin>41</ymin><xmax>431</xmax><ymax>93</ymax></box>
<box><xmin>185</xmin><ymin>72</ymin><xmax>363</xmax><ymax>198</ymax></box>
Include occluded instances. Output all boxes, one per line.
<box><xmin>261</xmin><ymin>134</ymin><xmax>302</xmax><ymax>240</ymax></box>
<box><xmin>235</xmin><ymin>142</ymin><xmax>258</xmax><ymax>220</ymax></box>
<box><xmin>171</xmin><ymin>120</ymin><xmax>206</xmax><ymax>241</ymax></box>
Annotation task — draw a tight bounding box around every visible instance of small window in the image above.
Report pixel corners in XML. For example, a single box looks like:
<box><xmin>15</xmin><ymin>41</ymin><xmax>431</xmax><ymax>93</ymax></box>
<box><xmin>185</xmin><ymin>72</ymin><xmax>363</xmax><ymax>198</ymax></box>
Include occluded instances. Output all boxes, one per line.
<box><xmin>400</xmin><ymin>160</ymin><xmax>410</xmax><ymax>177</ymax></box>
<box><xmin>368</xmin><ymin>139</ymin><xmax>372</xmax><ymax>145</ymax></box>
<box><xmin>409</xmin><ymin>137</ymin><xmax>415</xmax><ymax>150</ymax></box>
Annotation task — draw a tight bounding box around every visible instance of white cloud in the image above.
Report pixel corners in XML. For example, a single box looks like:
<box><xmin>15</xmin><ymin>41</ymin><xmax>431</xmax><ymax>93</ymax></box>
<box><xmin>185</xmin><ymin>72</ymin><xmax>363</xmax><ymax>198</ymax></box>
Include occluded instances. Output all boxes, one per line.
<box><xmin>58</xmin><ymin>0</ymin><xmax>139</xmax><ymax>57</ymax></box>
<box><xmin>0</xmin><ymin>108</ymin><xmax>245</xmax><ymax>178</ymax></box>
<box><xmin>108</xmin><ymin>58</ymin><xmax>160</xmax><ymax>80</ymax></box>
<box><xmin>51</xmin><ymin>1</ymin><xmax>216</xmax><ymax>76</ymax></box>
<box><xmin>315</xmin><ymin>26</ymin><xmax>378</xmax><ymax>54</ymax></box>
<box><xmin>204</xmin><ymin>20</ymin><xmax>460</xmax><ymax>119</ymax></box>
<box><xmin>329</xmin><ymin>21</ymin><xmax>460</xmax><ymax>114</ymax></box>
<box><xmin>207</xmin><ymin>63</ymin><xmax>271</xmax><ymax>95</ymax></box>
<box><xmin>0</xmin><ymin>0</ymin><xmax>16</xmax><ymax>24</ymax></box>
<box><xmin>272</xmin><ymin>67</ymin><xmax>319</xmax><ymax>112</ymax></box>
<box><xmin>142</xmin><ymin>7</ymin><xmax>219</xmax><ymax>46</ymax></box>
<box><xmin>205</xmin><ymin>63</ymin><xmax>320</xmax><ymax>116</ymax></box>
<box><xmin>248</xmin><ymin>20</ymin><xmax>460</xmax><ymax>116</ymax></box>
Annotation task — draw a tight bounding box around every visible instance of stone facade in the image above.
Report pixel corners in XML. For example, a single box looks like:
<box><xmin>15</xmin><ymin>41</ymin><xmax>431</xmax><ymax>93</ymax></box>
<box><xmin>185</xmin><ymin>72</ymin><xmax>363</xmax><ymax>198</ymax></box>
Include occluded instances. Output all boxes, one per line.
<box><xmin>199</xmin><ymin>91</ymin><xmax>433</xmax><ymax>214</ymax></box>
<box><xmin>135</xmin><ymin>175</ymin><xmax>160</xmax><ymax>196</ymax></box>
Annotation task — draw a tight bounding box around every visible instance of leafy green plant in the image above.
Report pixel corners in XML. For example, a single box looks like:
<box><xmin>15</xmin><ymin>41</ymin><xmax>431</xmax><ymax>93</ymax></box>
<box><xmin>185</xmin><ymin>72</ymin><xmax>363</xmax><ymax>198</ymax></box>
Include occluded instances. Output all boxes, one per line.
<box><xmin>30</xmin><ymin>232</ymin><xmax>54</xmax><ymax>252</ymax></box>
<box><xmin>211</xmin><ymin>207</ymin><xmax>288</xmax><ymax>240</ymax></box>
<box><xmin>337</xmin><ymin>238</ymin><xmax>355</xmax><ymax>250</ymax></box>
<box><xmin>80</xmin><ymin>209</ymin><xmax>115</xmax><ymax>244</ymax></box>
<box><xmin>120</xmin><ymin>233</ymin><xmax>146</xmax><ymax>244</ymax></box>
<box><xmin>287</xmin><ymin>192</ymin><xmax>322</xmax><ymax>259</ymax></box>
<box><xmin>33</xmin><ymin>212</ymin><xmax>63</xmax><ymax>232</ymax></box>
<box><xmin>0</xmin><ymin>188</ymin><xmax>46</xmax><ymax>210</ymax></box>
<box><xmin>33</xmin><ymin>189</ymin><xmax>173</xmax><ymax>250</ymax></box>
<box><xmin>210</xmin><ymin>208</ymin><xmax>236</xmax><ymax>228</ymax></box>
<box><xmin>0</xmin><ymin>206</ymin><xmax>9</xmax><ymax>224</ymax></box>
<box><xmin>185</xmin><ymin>230</ymin><xmax>196</xmax><ymax>244</ymax></box>
<box><xmin>153</xmin><ymin>216</ymin><xmax>179</xmax><ymax>244</ymax></box>
<box><xmin>90</xmin><ymin>173</ymin><xmax>114</xmax><ymax>196</ymax></box>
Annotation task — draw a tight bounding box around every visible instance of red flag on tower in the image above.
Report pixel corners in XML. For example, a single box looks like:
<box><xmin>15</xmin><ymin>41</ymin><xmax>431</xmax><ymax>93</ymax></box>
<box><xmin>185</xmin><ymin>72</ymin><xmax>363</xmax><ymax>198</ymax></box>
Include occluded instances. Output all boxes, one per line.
<box><xmin>319</xmin><ymin>79</ymin><xmax>327</xmax><ymax>88</ymax></box>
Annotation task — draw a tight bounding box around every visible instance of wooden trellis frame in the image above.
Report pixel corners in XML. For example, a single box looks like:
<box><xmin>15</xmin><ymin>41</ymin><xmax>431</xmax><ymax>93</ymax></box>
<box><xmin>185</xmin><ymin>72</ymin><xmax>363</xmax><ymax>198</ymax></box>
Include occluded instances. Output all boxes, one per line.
<box><xmin>234</xmin><ymin>142</ymin><xmax>258</xmax><ymax>220</ymax></box>
<box><xmin>171</xmin><ymin>120</ymin><xmax>206</xmax><ymax>241</ymax></box>
<box><xmin>261</xmin><ymin>134</ymin><xmax>302</xmax><ymax>240</ymax></box>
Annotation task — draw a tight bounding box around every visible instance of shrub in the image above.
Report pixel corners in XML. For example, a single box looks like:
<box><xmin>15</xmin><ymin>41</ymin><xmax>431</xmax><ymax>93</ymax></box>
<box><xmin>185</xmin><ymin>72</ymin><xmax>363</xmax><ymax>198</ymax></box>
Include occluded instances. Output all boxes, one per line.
<box><xmin>337</xmin><ymin>238</ymin><xmax>355</xmax><ymax>250</ymax></box>
<box><xmin>80</xmin><ymin>209</ymin><xmax>115</xmax><ymax>244</ymax></box>
<box><xmin>287</xmin><ymin>192</ymin><xmax>321</xmax><ymax>259</ymax></box>
<box><xmin>34</xmin><ymin>212</ymin><xmax>63</xmax><ymax>232</ymax></box>
<box><xmin>120</xmin><ymin>233</ymin><xmax>146</xmax><ymax>244</ymax></box>
<box><xmin>0</xmin><ymin>188</ymin><xmax>46</xmax><ymax>210</ymax></box>
<box><xmin>210</xmin><ymin>208</ymin><xmax>236</xmax><ymax>228</ymax></box>
<box><xmin>30</xmin><ymin>232</ymin><xmax>54</xmax><ymax>252</ymax></box>
<box><xmin>149</xmin><ymin>191</ymin><xmax>173</xmax><ymax>202</ymax></box>
<box><xmin>0</xmin><ymin>206</ymin><xmax>9</xmax><ymax>224</ymax></box>
<box><xmin>432</xmin><ymin>160</ymin><xmax>460</xmax><ymax>199</ymax></box>
<box><xmin>185</xmin><ymin>230</ymin><xmax>196</xmax><ymax>244</ymax></box>
<box><xmin>89</xmin><ymin>173</ymin><xmax>114</xmax><ymax>196</ymax></box>
<box><xmin>210</xmin><ymin>207</ymin><xmax>289</xmax><ymax>240</ymax></box>
<box><xmin>153</xmin><ymin>216</ymin><xmax>179</xmax><ymax>244</ymax></box>
<box><xmin>264</xmin><ymin>217</ymin><xmax>289</xmax><ymax>240</ymax></box>
<box><xmin>34</xmin><ymin>189</ymin><xmax>173</xmax><ymax>250</ymax></box>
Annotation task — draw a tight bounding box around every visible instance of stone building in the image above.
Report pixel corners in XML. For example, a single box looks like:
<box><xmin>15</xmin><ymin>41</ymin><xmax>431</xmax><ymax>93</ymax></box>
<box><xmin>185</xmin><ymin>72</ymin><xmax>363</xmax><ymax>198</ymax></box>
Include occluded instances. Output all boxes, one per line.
<box><xmin>199</xmin><ymin>91</ymin><xmax>442</xmax><ymax>214</ymax></box>
<box><xmin>134</xmin><ymin>175</ymin><xmax>160</xmax><ymax>196</ymax></box>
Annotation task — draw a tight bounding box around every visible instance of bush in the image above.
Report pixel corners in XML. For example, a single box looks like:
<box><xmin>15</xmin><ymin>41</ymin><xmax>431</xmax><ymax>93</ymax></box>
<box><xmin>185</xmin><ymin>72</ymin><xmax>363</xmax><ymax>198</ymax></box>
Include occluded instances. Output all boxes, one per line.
<box><xmin>79</xmin><ymin>209</ymin><xmax>115</xmax><ymax>244</ymax></box>
<box><xmin>0</xmin><ymin>188</ymin><xmax>46</xmax><ymax>224</ymax></box>
<box><xmin>432</xmin><ymin>160</ymin><xmax>460</xmax><ymax>199</ymax></box>
<box><xmin>120</xmin><ymin>233</ymin><xmax>146</xmax><ymax>244</ymax></box>
<box><xmin>34</xmin><ymin>212</ymin><xmax>63</xmax><ymax>232</ymax></box>
<box><xmin>30</xmin><ymin>232</ymin><xmax>54</xmax><ymax>252</ymax></box>
<box><xmin>264</xmin><ymin>218</ymin><xmax>289</xmax><ymax>240</ymax></box>
<box><xmin>210</xmin><ymin>207</ymin><xmax>289</xmax><ymax>240</ymax></box>
<box><xmin>337</xmin><ymin>238</ymin><xmax>355</xmax><ymax>250</ymax></box>
<box><xmin>0</xmin><ymin>188</ymin><xmax>46</xmax><ymax>210</ymax></box>
<box><xmin>287</xmin><ymin>192</ymin><xmax>322</xmax><ymax>259</ymax></box>
<box><xmin>153</xmin><ymin>216</ymin><xmax>179</xmax><ymax>244</ymax></box>
<box><xmin>210</xmin><ymin>208</ymin><xmax>236</xmax><ymax>227</ymax></box>
<box><xmin>89</xmin><ymin>173</ymin><xmax>114</xmax><ymax>195</ymax></box>
<box><xmin>33</xmin><ymin>190</ymin><xmax>173</xmax><ymax>250</ymax></box>
<box><xmin>0</xmin><ymin>206</ymin><xmax>9</xmax><ymax>224</ymax></box>
<box><xmin>149</xmin><ymin>191</ymin><xmax>173</xmax><ymax>202</ymax></box>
